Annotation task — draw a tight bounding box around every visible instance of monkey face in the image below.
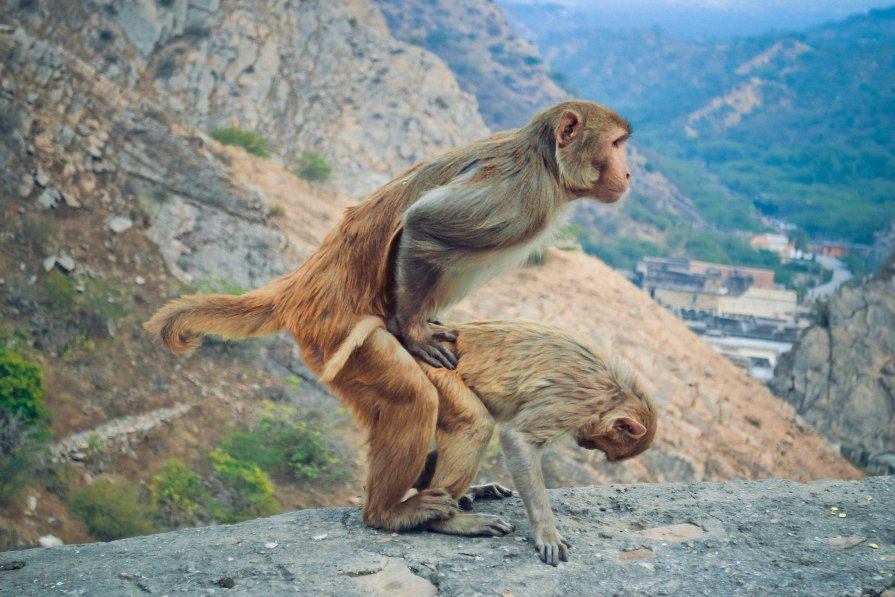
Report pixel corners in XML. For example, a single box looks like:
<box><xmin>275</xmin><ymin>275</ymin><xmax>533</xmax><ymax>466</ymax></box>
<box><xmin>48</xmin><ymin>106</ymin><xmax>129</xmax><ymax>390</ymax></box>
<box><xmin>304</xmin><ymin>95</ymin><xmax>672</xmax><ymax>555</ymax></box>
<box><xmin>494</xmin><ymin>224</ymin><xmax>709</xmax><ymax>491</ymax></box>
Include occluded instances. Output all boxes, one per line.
<box><xmin>575</xmin><ymin>412</ymin><xmax>654</xmax><ymax>462</ymax></box>
<box><xmin>555</xmin><ymin>105</ymin><xmax>632</xmax><ymax>203</ymax></box>
<box><xmin>589</xmin><ymin>127</ymin><xmax>631</xmax><ymax>204</ymax></box>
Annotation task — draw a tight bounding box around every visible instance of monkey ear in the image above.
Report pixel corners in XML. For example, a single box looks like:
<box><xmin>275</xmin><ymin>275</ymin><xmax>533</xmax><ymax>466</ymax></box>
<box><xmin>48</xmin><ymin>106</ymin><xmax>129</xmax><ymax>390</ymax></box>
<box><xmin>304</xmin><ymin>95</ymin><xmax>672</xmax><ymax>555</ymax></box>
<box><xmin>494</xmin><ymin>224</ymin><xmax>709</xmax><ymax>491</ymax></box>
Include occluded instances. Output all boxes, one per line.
<box><xmin>613</xmin><ymin>416</ymin><xmax>647</xmax><ymax>439</ymax></box>
<box><xmin>555</xmin><ymin>110</ymin><xmax>581</xmax><ymax>148</ymax></box>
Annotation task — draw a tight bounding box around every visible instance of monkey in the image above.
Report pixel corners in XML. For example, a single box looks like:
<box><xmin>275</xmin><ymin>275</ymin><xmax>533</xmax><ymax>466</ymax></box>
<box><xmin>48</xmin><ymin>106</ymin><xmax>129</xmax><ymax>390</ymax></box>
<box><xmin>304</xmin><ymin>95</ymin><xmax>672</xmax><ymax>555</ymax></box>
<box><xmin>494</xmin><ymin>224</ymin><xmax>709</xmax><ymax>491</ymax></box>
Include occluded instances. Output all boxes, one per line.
<box><xmin>144</xmin><ymin>100</ymin><xmax>633</xmax><ymax>535</ymax></box>
<box><xmin>321</xmin><ymin>317</ymin><xmax>656</xmax><ymax>565</ymax></box>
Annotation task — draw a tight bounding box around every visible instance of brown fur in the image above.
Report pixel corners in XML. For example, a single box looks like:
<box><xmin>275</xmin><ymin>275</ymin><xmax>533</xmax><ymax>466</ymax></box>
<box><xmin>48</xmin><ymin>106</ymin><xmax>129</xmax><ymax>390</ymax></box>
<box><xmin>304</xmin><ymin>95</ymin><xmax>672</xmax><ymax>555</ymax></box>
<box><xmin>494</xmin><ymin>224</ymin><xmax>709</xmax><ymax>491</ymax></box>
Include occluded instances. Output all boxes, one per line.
<box><xmin>419</xmin><ymin>320</ymin><xmax>657</xmax><ymax>562</ymax></box>
<box><xmin>144</xmin><ymin>100</ymin><xmax>633</xmax><ymax>533</ymax></box>
<box><xmin>320</xmin><ymin>317</ymin><xmax>656</xmax><ymax>551</ymax></box>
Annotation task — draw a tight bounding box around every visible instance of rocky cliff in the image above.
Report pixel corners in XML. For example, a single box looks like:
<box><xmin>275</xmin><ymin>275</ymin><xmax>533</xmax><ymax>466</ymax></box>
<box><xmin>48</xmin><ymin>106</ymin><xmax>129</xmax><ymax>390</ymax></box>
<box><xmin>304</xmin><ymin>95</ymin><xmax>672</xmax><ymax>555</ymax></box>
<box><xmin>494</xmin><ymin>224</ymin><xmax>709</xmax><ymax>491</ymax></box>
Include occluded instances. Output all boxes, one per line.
<box><xmin>772</xmin><ymin>254</ymin><xmax>895</xmax><ymax>475</ymax></box>
<box><xmin>3</xmin><ymin>477</ymin><xmax>894</xmax><ymax>596</ymax></box>
<box><xmin>10</xmin><ymin>0</ymin><xmax>485</xmax><ymax>198</ymax></box>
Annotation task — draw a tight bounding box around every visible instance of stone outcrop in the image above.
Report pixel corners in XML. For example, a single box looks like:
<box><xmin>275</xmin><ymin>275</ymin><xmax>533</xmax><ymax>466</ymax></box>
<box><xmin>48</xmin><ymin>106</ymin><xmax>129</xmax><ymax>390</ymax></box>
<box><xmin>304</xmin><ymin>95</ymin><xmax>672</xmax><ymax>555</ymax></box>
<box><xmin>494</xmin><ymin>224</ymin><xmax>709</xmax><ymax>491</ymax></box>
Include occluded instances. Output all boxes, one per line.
<box><xmin>0</xmin><ymin>22</ymin><xmax>292</xmax><ymax>290</ymax></box>
<box><xmin>8</xmin><ymin>0</ymin><xmax>485</xmax><ymax>198</ymax></box>
<box><xmin>772</xmin><ymin>254</ymin><xmax>895</xmax><ymax>474</ymax></box>
<box><xmin>3</xmin><ymin>477</ymin><xmax>894</xmax><ymax>596</ymax></box>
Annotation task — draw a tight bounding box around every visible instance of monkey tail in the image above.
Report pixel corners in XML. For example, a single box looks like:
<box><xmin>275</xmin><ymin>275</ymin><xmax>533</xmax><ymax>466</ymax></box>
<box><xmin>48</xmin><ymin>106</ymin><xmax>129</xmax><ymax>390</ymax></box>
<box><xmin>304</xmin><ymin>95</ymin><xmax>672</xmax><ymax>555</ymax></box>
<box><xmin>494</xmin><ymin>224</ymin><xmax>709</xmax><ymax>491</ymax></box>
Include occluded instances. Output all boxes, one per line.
<box><xmin>319</xmin><ymin>316</ymin><xmax>386</xmax><ymax>382</ymax></box>
<box><xmin>143</xmin><ymin>289</ymin><xmax>282</xmax><ymax>355</ymax></box>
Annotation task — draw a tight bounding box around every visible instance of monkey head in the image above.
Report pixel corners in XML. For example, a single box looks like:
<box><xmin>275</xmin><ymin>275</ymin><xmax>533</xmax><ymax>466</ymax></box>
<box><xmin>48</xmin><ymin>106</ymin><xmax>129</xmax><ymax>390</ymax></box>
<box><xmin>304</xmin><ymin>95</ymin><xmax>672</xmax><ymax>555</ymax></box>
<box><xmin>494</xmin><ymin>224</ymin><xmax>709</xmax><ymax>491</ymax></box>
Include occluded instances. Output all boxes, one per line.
<box><xmin>552</xmin><ymin>101</ymin><xmax>632</xmax><ymax>204</ymax></box>
<box><xmin>574</xmin><ymin>389</ymin><xmax>657</xmax><ymax>462</ymax></box>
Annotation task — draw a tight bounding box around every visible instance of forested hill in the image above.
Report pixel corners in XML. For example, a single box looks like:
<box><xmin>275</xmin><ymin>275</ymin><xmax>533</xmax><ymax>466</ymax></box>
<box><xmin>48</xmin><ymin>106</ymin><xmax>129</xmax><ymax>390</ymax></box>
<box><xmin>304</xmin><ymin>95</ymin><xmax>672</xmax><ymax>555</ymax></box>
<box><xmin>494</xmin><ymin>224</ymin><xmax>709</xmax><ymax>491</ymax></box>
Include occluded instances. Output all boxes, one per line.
<box><xmin>510</xmin><ymin>5</ymin><xmax>895</xmax><ymax>245</ymax></box>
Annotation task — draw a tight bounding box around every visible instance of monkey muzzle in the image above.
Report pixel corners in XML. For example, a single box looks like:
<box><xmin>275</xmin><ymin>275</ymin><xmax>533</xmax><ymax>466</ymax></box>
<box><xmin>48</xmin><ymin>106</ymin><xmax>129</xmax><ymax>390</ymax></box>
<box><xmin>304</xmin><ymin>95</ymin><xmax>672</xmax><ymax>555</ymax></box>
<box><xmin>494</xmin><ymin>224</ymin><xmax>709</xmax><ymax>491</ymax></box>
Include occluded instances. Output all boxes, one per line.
<box><xmin>577</xmin><ymin>437</ymin><xmax>619</xmax><ymax>461</ymax></box>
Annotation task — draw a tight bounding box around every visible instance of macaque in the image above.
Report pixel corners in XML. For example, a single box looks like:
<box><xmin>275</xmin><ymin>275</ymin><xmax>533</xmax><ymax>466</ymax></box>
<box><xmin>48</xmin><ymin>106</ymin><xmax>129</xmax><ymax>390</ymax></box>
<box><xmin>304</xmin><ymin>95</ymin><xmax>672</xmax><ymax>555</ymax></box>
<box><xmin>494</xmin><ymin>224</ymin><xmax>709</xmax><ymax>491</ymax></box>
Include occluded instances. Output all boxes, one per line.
<box><xmin>144</xmin><ymin>101</ymin><xmax>633</xmax><ymax>535</ymax></box>
<box><xmin>331</xmin><ymin>318</ymin><xmax>657</xmax><ymax>565</ymax></box>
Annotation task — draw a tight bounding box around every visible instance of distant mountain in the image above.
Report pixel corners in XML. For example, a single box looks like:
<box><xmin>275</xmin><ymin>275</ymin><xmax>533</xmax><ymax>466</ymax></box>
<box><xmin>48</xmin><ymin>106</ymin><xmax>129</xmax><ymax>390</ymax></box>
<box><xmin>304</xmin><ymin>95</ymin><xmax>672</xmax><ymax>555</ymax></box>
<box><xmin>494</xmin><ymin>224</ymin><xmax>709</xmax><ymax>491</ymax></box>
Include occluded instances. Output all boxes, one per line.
<box><xmin>371</xmin><ymin>0</ymin><xmax>567</xmax><ymax>129</ymax></box>
<box><xmin>503</xmin><ymin>5</ymin><xmax>895</xmax><ymax>246</ymax></box>
<box><xmin>499</xmin><ymin>0</ymin><xmax>894</xmax><ymax>41</ymax></box>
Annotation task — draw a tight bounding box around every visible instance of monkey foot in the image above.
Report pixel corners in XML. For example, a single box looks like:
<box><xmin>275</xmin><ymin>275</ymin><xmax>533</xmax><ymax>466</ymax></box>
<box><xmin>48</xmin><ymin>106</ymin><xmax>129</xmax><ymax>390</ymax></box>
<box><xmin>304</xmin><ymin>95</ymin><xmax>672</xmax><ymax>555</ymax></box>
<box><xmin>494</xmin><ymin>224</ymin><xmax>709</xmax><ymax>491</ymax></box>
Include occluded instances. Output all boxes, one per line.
<box><xmin>535</xmin><ymin>529</ymin><xmax>572</xmax><ymax>566</ymax></box>
<box><xmin>404</xmin><ymin>335</ymin><xmax>458</xmax><ymax>369</ymax></box>
<box><xmin>429</xmin><ymin>322</ymin><xmax>458</xmax><ymax>343</ymax></box>
<box><xmin>387</xmin><ymin>319</ymin><xmax>458</xmax><ymax>369</ymax></box>
<box><xmin>366</xmin><ymin>488</ymin><xmax>458</xmax><ymax>531</ymax></box>
<box><xmin>458</xmin><ymin>483</ymin><xmax>514</xmax><ymax>511</ymax></box>
<box><xmin>427</xmin><ymin>513</ymin><xmax>515</xmax><ymax>537</ymax></box>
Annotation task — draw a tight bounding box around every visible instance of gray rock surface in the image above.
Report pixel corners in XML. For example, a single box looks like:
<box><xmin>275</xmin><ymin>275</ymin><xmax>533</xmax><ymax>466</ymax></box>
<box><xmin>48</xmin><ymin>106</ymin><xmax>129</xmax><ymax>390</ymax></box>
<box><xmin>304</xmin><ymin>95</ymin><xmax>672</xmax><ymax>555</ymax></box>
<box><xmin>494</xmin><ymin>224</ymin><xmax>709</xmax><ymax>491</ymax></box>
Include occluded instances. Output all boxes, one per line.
<box><xmin>11</xmin><ymin>0</ymin><xmax>486</xmax><ymax>198</ymax></box>
<box><xmin>3</xmin><ymin>477</ymin><xmax>894</xmax><ymax>596</ymax></box>
<box><xmin>772</xmin><ymin>255</ymin><xmax>895</xmax><ymax>474</ymax></box>
<box><xmin>0</xmin><ymin>24</ymin><xmax>292</xmax><ymax>290</ymax></box>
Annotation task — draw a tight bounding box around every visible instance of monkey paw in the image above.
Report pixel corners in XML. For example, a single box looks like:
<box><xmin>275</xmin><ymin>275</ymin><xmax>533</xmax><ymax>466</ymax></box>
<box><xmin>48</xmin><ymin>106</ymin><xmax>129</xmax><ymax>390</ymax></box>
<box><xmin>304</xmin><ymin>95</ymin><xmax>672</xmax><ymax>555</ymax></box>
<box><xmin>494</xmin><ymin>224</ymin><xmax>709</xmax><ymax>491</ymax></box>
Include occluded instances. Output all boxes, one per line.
<box><xmin>459</xmin><ymin>483</ymin><xmax>514</xmax><ymax>510</ymax></box>
<box><xmin>534</xmin><ymin>528</ymin><xmax>571</xmax><ymax>566</ymax></box>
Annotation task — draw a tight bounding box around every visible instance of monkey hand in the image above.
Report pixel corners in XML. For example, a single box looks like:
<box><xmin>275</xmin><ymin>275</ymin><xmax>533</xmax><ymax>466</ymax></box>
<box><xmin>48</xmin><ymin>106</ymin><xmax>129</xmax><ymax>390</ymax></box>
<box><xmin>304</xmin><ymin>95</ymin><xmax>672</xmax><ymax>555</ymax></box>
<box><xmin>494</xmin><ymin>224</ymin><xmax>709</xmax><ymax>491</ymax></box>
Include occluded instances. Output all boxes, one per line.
<box><xmin>534</xmin><ymin>527</ymin><xmax>571</xmax><ymax>566</ymax></box>
<box><xmin>389</xmin><ymin>318</ymin><xmax>458</xmax><ymax>369</ymax></box>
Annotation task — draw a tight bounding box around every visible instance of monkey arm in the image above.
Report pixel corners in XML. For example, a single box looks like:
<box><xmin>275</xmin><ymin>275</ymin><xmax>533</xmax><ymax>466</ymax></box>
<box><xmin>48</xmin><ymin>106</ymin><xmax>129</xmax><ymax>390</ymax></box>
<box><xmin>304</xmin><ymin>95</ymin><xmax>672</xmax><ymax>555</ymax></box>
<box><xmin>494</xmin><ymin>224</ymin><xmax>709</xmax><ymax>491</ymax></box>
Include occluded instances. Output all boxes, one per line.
<box><xmin>393</xmin><ymin>182</ymin><xmax>525</xmax><ymax>369</ymax></box>
<box><xmin>499</xmin><ymin>427</ymin><xmax>571</xmax><ymax>566</ymax></box>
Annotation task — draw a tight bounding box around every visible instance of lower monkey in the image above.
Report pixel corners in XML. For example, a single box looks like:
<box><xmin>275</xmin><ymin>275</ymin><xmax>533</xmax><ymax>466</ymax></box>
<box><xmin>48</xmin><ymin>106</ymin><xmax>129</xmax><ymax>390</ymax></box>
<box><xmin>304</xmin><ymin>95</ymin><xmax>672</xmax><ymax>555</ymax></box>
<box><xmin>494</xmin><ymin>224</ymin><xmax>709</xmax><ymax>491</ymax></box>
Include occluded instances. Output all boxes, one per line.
<box><xmin>326</xmin><ymin>318</ymin><xmax>657</xmax><ymax>565</ymax></box>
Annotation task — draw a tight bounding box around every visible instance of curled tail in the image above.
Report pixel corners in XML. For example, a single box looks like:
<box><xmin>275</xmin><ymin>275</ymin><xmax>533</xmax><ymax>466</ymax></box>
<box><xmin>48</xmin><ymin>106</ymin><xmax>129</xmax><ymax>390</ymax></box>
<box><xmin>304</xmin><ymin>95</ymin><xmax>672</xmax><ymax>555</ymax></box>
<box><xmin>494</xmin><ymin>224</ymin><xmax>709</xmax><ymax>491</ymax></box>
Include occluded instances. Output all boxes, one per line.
<box><xmin>144</xmin><ymin>289</ymin><xmax>282</xmax><ymax>355</ymax></box>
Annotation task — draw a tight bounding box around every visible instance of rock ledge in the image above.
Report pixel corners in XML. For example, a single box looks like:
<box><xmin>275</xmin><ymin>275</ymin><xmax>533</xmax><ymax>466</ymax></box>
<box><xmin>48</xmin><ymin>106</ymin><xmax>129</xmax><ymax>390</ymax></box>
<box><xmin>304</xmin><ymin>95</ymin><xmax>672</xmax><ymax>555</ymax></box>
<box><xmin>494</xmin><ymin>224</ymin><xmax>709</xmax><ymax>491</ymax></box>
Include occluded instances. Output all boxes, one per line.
<box><xmin>3</xmin><ymin>477</ymin><xmax>894</xmax><ymax>596</ymax></box>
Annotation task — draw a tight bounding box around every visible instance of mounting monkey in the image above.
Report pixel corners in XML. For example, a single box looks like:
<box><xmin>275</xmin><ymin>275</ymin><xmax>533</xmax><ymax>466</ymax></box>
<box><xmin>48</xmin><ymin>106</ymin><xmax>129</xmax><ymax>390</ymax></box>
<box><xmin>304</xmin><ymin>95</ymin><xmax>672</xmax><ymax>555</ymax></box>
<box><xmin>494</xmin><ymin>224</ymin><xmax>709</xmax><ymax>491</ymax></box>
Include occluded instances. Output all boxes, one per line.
<box><xmin>324</xmin><ymin>317</ymin><xmax>656</xmax><ymax>566</ymax></box>
<box><xmin>144</xmin><ymin>100</ymin><xmax>632</xmax><ymax>534</ymax></box>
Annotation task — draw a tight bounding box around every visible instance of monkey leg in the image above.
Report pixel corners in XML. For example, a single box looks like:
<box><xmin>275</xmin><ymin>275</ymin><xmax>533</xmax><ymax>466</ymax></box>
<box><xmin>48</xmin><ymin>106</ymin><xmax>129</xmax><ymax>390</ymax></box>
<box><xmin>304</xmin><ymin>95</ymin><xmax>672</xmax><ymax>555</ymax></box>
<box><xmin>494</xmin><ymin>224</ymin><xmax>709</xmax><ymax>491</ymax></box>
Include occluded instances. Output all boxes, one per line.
<box><xmin>412</xmin><ymin>450</ymin><xmax>439</xmax><ymax>491</ymax></box>
<box><xmin>417</xmin><ymin>365</ymin><xmax>513</xmax><ymax>536</ymax></box>
<box><xmin>333</xmin><ymin>328</ymin><xmax>456</xmax><ymax>531</ymax></box>
<box><xmin>423</xmin><ymin>366</ymin><xmax>496</xmax><ymax>499</ymax></box>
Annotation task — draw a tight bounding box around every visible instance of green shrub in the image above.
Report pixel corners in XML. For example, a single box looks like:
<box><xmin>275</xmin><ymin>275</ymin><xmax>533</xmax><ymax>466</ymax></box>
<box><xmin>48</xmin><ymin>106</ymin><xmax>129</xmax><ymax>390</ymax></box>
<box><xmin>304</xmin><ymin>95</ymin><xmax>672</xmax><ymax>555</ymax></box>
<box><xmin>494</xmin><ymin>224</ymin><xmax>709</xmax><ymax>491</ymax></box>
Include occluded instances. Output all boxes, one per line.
<box><xmin>294</xmin><ymin>151</ymin><xmax>332</xmax><ymax>183</ymax></box>
<box><xmin>210</xmin><ymin>128</ymin><xmax>271</xmax><ymax>158</ymax></box>
<box><xmin>40</xmin><ymin>270</ymin><xmax>76</xmax><ymax>311</ymax></box>
<box><xmin>218</xmin><ymin>402</ymin><xmax>346</xmax><ymax>482</ymax></box>
<box><xmin>150</xmin><ymin>458</ymin><xmax>207</xmax><ymax>525</ymax></box>
<box><xmin>209</xmin><ymin>450</ymin><xmax>280</xmax><ymax>523</ymax></box>
<box><xmin>0</xmin><ymin>346</ymin><xmax>49</xmax><ymax>426</ymax></box>
<box><xmin>68</xmin><ymin>477</ymin><xmax>155</xmax><ymax>540</ymax></box>
<box><xmin>189</xmin><ymin>278</ymin><xmax>247</xmax><ymax>296</ymax></box>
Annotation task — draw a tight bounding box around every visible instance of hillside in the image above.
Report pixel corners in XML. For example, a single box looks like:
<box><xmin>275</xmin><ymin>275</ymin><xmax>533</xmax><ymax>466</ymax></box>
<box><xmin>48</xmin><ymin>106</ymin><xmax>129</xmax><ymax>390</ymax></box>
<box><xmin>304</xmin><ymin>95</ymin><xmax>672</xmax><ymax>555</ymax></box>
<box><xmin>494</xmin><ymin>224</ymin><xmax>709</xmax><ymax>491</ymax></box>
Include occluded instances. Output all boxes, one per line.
<box><xmin>506</xmin><ymin>3</ymin><xmax>895</xmax><ymax>250</ymax></box>
<box><xmin>372</xmin><ymin>0</ymin><xmax>567</xmax><ymax>128</ymax></box>
<box><xmin>0</xmin><ymin>0</ymin><xmax>860</xmax><ymax>553</ymax></box>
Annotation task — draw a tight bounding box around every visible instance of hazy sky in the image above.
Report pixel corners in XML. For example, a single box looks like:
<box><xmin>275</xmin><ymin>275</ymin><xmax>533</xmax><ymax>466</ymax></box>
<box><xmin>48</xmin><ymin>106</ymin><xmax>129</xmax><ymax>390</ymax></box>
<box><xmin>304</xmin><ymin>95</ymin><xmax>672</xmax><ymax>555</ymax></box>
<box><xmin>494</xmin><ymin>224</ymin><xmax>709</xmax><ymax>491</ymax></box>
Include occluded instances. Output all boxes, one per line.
<box><xmin>499</xmin><ymin>0</ymin><xmax>894</xmax><ymax>39</ymax></box>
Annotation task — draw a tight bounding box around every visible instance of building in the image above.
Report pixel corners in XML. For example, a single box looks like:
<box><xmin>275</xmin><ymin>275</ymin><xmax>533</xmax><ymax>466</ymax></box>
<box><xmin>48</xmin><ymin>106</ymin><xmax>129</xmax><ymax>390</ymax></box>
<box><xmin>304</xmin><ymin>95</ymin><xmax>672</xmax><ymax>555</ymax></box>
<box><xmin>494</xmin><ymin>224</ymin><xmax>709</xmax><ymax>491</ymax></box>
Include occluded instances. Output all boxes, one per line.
<box><xmin>811</xmin><ymin>241</ymin><xmax>871</xmax><ymax>259</ymax></box>
<box><xmin>750</xmin><ymin>233</ymin><xmax>793</xmax><ymax>257</ymax></box>
<box><xmin>636</xmin><ymin>257</ymin><xmax>796</xmax><ymax>322</ymax></box>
